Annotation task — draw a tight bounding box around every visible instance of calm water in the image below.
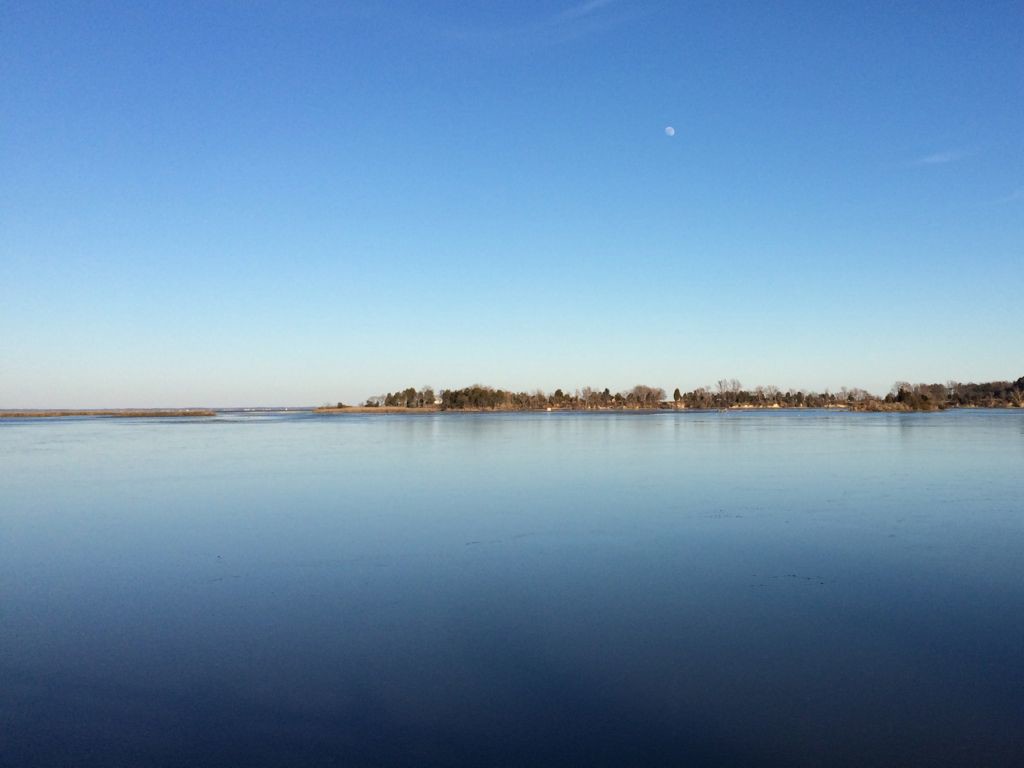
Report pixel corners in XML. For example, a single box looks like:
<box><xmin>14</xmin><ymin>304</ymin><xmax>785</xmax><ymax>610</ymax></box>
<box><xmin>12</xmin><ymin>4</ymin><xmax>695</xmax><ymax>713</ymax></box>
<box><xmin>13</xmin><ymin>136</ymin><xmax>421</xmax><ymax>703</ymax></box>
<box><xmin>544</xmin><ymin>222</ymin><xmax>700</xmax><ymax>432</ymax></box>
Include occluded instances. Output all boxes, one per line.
<box><xmin>2</xmin><ymin>410</ymin><xmax>1022</xmax><ymax>766</ymax></box>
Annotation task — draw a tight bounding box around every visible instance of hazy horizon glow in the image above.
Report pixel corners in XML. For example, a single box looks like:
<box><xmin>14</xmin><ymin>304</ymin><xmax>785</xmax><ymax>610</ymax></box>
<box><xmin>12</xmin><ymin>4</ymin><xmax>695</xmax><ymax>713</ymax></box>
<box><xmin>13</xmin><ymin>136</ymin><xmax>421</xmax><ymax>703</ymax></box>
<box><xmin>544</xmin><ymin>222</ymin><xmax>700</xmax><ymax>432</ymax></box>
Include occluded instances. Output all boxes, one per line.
<box><xmin>2</xmin><ymin>2</ymin><xmax>1022</xmax><ymax>407</ymax></box>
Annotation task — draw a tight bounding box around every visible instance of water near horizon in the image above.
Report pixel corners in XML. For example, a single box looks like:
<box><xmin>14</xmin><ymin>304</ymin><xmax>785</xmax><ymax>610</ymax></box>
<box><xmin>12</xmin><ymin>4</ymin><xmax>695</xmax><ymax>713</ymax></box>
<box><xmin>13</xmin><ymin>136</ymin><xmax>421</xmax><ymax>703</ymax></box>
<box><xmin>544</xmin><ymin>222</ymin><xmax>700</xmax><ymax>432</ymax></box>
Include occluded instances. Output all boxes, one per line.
<box><xmin>2</xmin><ymin>410</ymin><xmax>1022</xmax><ymax>766</ymax></box>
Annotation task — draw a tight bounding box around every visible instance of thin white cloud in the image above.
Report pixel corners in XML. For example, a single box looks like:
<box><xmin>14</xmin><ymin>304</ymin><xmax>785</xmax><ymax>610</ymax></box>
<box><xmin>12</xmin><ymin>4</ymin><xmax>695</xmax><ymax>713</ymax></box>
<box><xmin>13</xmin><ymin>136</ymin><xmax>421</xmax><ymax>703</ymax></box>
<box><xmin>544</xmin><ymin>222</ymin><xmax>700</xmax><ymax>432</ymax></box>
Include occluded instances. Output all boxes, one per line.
<box><xmin>554</xmin><ymin>0</ymin><xmax>617</xmax><ymax>23</ymax></box>
<box><xmin>421</xmin><ymin>0</ymin><xmax>641</xmax><ymax>50</ymax></box>
<box><xmin>911</xmin><ymin>149</ymin><xmax>967</xmax><ymax>166</ymax></box>
<box><xmin>987</xmin><ymin>187</ymin><xmax>1024</xmax><ymax>205</ymax></box>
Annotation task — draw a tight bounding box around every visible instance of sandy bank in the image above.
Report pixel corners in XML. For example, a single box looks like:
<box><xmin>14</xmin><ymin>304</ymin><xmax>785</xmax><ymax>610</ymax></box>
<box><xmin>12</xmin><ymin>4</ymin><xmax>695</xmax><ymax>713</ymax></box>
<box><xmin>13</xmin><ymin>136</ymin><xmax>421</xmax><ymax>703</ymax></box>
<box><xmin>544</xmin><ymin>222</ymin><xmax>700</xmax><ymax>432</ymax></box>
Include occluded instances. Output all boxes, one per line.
<box><xmin>0</xmin><ymin>409</ymin><xmax>217</xmax><ymax>418</ymax></box>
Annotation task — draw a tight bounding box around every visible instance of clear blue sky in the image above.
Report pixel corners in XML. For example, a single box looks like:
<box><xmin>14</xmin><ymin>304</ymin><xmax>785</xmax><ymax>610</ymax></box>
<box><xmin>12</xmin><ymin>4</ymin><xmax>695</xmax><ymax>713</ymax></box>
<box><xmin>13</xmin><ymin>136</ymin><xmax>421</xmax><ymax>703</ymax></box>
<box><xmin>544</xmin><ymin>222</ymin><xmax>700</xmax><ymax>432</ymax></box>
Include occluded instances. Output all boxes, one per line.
<box><xmin>2</xmin><ymin>1</ymin><xmax>1021</xmax><ymax>407</ymax></box>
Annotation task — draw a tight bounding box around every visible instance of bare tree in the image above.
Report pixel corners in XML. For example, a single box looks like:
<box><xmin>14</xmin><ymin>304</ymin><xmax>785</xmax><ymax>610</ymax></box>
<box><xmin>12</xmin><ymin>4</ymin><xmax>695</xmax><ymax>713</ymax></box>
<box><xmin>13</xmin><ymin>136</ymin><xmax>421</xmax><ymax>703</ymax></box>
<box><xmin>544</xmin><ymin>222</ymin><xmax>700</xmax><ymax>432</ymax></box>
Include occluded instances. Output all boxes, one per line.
<box><xmin>630</xmin><ymin>384</ymin><xmax>665</xmax><ymax>408</ymax></box>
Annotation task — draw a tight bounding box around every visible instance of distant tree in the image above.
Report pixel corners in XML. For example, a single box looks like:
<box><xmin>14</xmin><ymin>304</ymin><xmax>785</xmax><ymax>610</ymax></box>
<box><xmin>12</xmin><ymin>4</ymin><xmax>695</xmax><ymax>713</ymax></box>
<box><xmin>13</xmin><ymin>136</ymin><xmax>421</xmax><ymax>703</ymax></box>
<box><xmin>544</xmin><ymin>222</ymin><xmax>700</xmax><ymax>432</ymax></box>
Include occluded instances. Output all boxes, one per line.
<box><xmin>891</xmin><ymin>381</ymin><xmax>911</xmax><ymax>398</ymax></box>
<box><xmin>714</xmin><ymin>378</ymin><xmax>742</xmax><ymax>406</ymax></box>
<box><xmin>629</xmin><ymin>385</ymin><xmax>665</xmax><ymax>408</ymax></box>
<box><xmin>926</xmin><ymin>383</ymin><xmax>947</xmax><ymax>404</ymax></box>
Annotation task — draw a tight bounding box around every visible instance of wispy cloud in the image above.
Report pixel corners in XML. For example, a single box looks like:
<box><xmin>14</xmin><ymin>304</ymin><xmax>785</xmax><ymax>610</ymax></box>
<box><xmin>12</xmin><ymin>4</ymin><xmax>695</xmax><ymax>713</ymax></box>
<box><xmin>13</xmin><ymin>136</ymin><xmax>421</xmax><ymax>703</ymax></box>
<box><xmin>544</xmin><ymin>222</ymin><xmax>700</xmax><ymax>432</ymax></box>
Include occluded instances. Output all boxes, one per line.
<box><xmin>987</xmin><ymin>187</ymin><xmax>1024</xmax><ymax>205</ymax></box>
<box><xmin>911</xmin><ymin>149</ymin><xmax>968</xmax><ymax>166</ymax></box>
<box><xmin>541</xmin><ymin>0</ymin><xmax>644</xmax><ymax>44</ymax></box>
<box><xmin>553</xmin><ymin>0</ymin><xmax>618</xmax><ymax>24</ymax></box>
<box><xmin>433</xmin><ymin>0</ymin><xmax>639</xmax><ymax>49</ymax></box>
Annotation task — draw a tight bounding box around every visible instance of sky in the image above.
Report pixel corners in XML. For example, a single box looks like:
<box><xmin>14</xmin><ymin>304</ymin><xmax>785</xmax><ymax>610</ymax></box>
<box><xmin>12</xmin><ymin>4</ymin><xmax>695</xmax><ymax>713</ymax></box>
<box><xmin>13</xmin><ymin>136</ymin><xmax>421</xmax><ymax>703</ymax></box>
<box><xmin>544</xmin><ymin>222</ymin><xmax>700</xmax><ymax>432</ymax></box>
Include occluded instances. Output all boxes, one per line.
<box><xmin>2</xmin><ymin>0</ymin><xmax>1022</xmax><ymax>407</ymax></box>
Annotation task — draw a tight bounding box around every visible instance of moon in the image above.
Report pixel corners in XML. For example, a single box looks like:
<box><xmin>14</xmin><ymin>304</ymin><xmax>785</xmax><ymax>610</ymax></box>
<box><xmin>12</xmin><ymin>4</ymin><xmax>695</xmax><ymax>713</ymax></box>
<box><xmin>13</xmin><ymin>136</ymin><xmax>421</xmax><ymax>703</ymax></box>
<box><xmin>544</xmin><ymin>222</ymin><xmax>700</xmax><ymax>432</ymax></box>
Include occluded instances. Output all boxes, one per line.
<box><xmin>664</xmin><ymin>126</ymin><xmax>675</xmax><ymax>137</ymax></box>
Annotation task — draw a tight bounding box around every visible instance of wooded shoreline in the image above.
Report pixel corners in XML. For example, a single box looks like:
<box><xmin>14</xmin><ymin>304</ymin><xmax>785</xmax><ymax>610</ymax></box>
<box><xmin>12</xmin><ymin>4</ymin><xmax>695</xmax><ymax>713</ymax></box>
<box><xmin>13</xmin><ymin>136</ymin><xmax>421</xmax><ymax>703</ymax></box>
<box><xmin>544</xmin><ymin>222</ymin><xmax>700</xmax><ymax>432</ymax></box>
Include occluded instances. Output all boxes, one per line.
<box><xmin>313</xmin><ymin>403</ymin><xmax>1023</xmax><ymax>415</ymax></box>
<box><xmin>5</xmin><ymin>377</ymin><xmax>1021</xmax><ymax>417</ymax></box>
<box><xmin>331</xmin><ymin>377</ymin><xmax>1024</xmax><ymax>413</ymax></box>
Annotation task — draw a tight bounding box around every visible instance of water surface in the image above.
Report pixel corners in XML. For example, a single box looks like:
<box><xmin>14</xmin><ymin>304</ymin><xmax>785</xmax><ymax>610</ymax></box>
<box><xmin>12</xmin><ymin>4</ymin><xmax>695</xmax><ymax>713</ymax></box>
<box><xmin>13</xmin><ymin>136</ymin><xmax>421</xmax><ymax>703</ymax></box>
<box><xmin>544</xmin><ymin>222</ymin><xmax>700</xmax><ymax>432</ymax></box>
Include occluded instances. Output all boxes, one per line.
<box><xmin>2</xmin><ymin>410</ymin><xmax>1022</xmax><ymax>766</ymax></box>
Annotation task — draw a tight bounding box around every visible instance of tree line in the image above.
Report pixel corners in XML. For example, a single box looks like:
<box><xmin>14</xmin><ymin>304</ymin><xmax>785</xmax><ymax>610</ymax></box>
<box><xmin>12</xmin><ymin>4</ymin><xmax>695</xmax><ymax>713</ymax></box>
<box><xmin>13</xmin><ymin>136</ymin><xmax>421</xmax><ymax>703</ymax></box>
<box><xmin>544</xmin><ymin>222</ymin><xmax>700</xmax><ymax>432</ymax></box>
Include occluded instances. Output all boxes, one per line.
<box><xmin>355</xmin><ymin>377</ymin><xmax>1024</xmax><ymax>411</ymax></box>
<box><xmin>364</xmin><ymin>384</ymin><xmax>667</xmax><ymax>410</ymax></box>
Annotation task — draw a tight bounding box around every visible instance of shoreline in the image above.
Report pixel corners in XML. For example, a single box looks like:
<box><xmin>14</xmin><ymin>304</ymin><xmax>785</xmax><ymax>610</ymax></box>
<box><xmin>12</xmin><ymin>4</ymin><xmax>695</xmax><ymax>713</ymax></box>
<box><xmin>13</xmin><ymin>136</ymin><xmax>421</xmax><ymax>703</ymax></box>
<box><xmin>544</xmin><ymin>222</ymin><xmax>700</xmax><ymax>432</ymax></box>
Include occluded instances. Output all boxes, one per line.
<box><xmin>4</xmin><ymin>405</ymin><xmax>1020</xmax><ymax>420</ymax></box>
<box><xmin>312</xmin><ymin>404</ymin><xmax>1021</xmax><ymax>415</ymax></box>
<box><xmin>0</xmin><ymin>409</ymin><xmax>216</xmax><ymax>419</ymax></box>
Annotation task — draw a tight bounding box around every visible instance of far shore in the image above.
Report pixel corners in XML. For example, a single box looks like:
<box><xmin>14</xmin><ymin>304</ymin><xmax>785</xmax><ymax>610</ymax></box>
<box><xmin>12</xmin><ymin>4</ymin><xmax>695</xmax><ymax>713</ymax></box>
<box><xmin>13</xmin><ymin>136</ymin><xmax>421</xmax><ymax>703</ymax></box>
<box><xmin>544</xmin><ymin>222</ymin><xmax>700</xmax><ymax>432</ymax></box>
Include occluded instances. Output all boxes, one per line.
<box><xmin>314</xmin><ymin>403</ymin><xmax>1022</xmax><ymax>415</ymax></box>
<box><xmin>4</xmin><ymin>403</ymin><xmax>1021</xmax><ymax>420</ymax></box>
<box><xmin>316</xmin><ymin>404</ymin><xmax>865</xmax><ymax>414</ymax></box>
<box><xmin>314</xmin><ymin>406</ymin><xmax>440</xmax><ymax>414</ymax></box>
<box><xmin>0</xmin><ymin>409</ymin><xmax>216</xmax><ymax>419</ymax></box>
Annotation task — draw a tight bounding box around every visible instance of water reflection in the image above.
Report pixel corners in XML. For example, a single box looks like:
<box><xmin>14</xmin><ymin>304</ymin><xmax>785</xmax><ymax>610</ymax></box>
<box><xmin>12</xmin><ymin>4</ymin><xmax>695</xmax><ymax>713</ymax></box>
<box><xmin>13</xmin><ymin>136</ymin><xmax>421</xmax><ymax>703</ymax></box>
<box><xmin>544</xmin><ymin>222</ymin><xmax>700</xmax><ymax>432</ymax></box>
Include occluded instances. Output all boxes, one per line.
<box><xmin>1</xmin><ymin>411</ymin><xmax>1022</xmax><ymax>766</ymax></box>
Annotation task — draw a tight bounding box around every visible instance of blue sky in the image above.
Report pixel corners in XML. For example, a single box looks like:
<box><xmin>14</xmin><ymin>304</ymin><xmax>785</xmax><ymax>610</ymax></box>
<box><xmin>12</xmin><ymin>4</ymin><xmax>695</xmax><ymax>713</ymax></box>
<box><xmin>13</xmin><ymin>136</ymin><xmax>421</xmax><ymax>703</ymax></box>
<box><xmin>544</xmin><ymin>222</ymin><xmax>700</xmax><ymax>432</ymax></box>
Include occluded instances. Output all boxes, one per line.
<box><xmin>2</xmin><ymin>1</ymin><xmax>1022</xmax><ymax>407</ymax></box>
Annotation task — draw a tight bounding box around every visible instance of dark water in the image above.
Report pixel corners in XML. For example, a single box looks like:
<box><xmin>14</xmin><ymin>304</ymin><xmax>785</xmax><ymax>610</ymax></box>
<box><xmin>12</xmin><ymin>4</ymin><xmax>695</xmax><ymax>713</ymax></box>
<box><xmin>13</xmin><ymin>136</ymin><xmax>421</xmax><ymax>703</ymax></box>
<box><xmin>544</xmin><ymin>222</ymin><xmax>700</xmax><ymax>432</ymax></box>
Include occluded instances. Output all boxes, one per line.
<box><xmin>2</xmin><ymin>410</ymin><xmax>1022</xmax><ymax>766</ymax></box>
